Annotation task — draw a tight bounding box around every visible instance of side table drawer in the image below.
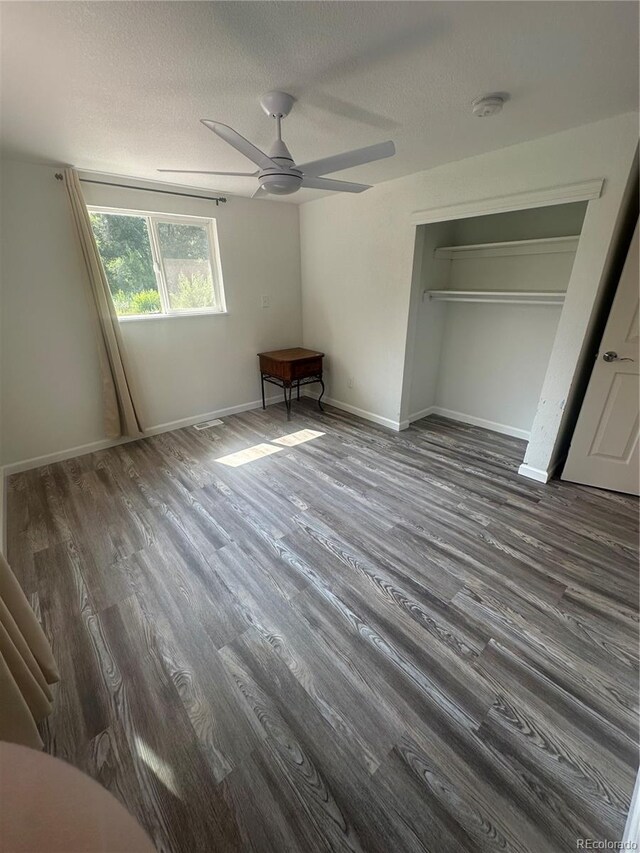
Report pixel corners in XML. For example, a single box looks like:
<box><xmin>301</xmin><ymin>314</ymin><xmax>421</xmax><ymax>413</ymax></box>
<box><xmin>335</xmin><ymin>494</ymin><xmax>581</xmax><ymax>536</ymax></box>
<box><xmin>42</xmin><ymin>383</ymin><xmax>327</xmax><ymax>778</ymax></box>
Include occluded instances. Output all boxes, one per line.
<box><xmin>258</xmin><ymin>355</ymin><xmax>287</xmax><ymax>380</ymax></box>
<box><xmin>290</xmin><ymin>356</ymin><xmax>323</xmax><ymax>380</ymax></box>
<box><xmin>259</xmin><ymin>355</ymin><xmax>323</xmax><ymax>382</ymax></box>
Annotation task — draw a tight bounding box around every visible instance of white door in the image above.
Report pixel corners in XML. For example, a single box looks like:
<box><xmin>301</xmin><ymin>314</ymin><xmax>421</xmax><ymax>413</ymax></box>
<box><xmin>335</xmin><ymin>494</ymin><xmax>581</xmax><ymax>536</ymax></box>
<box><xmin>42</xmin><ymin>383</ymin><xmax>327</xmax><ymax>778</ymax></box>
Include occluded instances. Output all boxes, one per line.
<box><xmin>562</xmin><ymin>221</ymin><xmax>639</xmax><ymax>495</ymax></box>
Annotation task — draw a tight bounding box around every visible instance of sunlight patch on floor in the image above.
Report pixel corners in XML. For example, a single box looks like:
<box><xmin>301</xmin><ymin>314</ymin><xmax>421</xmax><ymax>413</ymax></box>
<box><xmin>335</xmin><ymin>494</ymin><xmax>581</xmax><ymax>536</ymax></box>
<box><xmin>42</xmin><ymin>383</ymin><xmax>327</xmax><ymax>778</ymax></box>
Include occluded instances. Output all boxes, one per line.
<box><xmin>215</xmin><ymin>443</ymin><xmax>283</xmax><ymax>467</ymax></box>
<box><xmin>134</xmin><ymin>736</ymin><xmax>181</xmax><ymax>798</ymax></box>
<box><xmin>271</xmin><ymin>429</ymin><xmax>325</xmax><ymax>447</ymax></box>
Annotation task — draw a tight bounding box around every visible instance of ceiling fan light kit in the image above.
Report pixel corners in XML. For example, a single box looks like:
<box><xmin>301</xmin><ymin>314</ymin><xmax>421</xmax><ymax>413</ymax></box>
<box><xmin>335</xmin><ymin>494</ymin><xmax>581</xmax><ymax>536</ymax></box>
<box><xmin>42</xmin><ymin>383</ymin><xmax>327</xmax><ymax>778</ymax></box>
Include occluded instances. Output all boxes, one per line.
<box><xmin>159</xmin><ymin>91</ymin><xmax>396</xmax><ymax>197</ymax></box>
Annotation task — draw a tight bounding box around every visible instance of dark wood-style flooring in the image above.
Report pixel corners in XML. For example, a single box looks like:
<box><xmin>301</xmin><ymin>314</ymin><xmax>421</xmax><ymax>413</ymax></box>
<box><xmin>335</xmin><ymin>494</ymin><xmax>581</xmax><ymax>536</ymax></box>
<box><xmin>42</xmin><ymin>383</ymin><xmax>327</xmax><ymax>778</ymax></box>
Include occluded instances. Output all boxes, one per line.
<box><xmin>7</xmin><ymin>401</ymin><xmax>639</xmax><ymax>852</ymax></box>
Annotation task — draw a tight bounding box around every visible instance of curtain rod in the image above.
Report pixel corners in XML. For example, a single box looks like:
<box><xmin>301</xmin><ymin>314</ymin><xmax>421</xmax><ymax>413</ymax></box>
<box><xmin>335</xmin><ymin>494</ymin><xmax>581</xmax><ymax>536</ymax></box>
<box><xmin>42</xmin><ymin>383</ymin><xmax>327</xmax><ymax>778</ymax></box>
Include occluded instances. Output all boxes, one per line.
<box><xmin>54</xmin><ymin>173</ymin><xmax>227</xmax><ymax>205</ymax></box>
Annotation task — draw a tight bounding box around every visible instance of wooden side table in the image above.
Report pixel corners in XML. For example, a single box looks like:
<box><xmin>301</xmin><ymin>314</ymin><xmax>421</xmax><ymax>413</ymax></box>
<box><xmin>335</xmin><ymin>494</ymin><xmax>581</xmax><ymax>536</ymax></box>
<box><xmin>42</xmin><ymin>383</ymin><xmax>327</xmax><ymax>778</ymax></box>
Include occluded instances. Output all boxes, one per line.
<box><xmin>258</xmin><ymin>347</ymin><xmax>325</xmax><ymax>420</ymax></box>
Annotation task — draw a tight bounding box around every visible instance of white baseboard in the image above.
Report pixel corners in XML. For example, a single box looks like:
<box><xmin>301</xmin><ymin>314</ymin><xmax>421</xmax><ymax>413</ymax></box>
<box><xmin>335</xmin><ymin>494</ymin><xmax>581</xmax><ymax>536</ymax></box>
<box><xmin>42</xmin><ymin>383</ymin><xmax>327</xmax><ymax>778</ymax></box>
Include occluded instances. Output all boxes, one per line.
<box><xmin>304</xmin><ymin>394</ymin><xmax>531</xmax><ymax>439</ymax></box>
<box><xmin>3</xmin><ymin>437</ymin><xmax>130</xmax><ymax>477</ymax></box>
<box><xmin>518</xmin><ymin>459</ymin><xmax>561</xmax><ymax>484</ymax></box>
<box><xmin>518</xmin><ymin>463</ymin><xmax>550</xmax><ymax>483</ymax></box>
<box><xmin>396</xmin><ymin>405</ymin><xmax>436</xmax><ymax>431</ymax></box>
<box><xmin>414</xmin><ymin>406</ymin><xmax>531</xmax><ymax>441</ymax></box>
<box><xmin>405</xmin><ymin>405</ymin><xmax>436</xmax><ymax>426</ymax></box>
<box><xmin>1</xmin><ymin>395</ymin><xmax>281</xmax><ymax>477</ymax></box>
<box><xmin>304</xmin><ymin>391</ymin><xmax>403</xmax><ymax>431</ymax></box>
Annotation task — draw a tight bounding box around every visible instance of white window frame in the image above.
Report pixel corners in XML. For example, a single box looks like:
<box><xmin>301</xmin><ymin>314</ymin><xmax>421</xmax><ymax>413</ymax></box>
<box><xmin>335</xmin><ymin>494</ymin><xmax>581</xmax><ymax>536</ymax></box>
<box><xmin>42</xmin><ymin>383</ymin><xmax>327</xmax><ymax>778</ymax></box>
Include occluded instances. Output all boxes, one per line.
<box><xmin>87</xmin><ymin>206</ymin><xmax>227</xmax><ymax>320</ymax></box>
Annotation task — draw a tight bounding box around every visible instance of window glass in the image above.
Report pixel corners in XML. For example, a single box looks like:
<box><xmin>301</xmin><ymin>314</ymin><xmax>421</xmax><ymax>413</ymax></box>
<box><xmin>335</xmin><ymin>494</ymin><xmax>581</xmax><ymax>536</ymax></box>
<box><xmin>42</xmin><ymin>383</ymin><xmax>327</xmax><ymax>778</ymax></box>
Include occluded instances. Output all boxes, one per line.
<box><xmin>155</xmin><ymin>222</ymin><xmax>216</xmax><ymax>311</ymax></box>
<box><xmin>89</xmin><ymin>209</ymin><xmax>224</xmax><ymax>318</ymax></box>
<box><xmin>89</xmin><ymin>212</ymin><xmax>161</xmax><ymax>315</ymax></box>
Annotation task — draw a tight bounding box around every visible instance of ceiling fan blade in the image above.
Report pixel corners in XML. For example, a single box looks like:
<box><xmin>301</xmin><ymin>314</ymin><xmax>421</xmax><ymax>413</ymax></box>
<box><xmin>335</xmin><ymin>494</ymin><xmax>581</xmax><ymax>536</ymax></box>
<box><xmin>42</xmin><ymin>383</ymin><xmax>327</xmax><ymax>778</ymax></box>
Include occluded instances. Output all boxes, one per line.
<box><xmin>201</xmin><ymin>120</ymin><xmax>278</xmax><ymax>170</ymax></box>
<box><xmin>252</xmin><ymin>185</ymin><xmax>268</xmax><ymax>198</ymax></box>
<box><xmin>301</xmin><ymin>176</ymin><xmax>371</xmax><ymax>193</ymax></box>
<box><xmin>298</xmin><ymin>140</ymin><xmax>395</xmax><ymax>177</ymax></box>
<box><xmin>157</xmin><ymin>169</ymin><xmax>258</xmax><ymax>176</ymax></box>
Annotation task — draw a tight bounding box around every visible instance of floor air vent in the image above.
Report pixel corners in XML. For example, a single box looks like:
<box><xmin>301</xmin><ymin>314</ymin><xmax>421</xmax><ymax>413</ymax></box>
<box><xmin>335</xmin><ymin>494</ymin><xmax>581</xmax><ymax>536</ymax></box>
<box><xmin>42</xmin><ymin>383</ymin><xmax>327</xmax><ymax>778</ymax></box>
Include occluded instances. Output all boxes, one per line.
<box><xmin>193</xmin><ymin>419</ymin><xmax>224</xmax><ymax>430</ymax></box>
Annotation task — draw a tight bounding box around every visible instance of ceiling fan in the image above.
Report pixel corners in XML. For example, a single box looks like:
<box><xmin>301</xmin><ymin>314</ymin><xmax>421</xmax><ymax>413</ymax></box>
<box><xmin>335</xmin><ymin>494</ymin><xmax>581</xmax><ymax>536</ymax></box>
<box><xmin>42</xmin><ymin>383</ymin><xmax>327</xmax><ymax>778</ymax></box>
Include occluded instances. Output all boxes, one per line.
<box><xmin>158</xmin><ymin>91</ymin><xmax>395</xmax><ymax>197</ymax></box>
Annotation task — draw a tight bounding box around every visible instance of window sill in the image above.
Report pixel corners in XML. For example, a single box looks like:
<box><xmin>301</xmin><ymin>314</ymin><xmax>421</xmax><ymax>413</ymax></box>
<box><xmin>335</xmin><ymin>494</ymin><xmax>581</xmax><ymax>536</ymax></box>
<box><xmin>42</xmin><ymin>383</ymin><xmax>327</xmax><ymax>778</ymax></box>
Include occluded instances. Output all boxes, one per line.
<box><xmin>118</xmin><ymin>310</ymin><xmax>229</xmax><ymax>322</ymax></box>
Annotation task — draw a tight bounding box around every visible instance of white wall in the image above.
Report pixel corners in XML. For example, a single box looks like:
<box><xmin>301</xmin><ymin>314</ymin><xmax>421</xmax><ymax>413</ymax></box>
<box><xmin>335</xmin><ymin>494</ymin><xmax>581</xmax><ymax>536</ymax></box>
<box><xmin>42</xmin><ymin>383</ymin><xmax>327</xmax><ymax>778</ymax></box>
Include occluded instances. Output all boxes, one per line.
<box><xmin>405</xmin><ymin>221</ymin><xmax>453</xmax><ymax>418</ymax></box>
<box><xmin>451</xmin><ymin>200</ymin><xmax>588</xmax><ymax>245</ymax></box>
<box><xmin>434</xmin><ymin>303</ymin><xmax>562</xmax><ymax>437</ymax></box>
<box><xmin>446</xmin><ymin>251</ymin><xmax>577</xmax><ymax>293</ymax></box>
<box><xmin>0</xmin><ymin>161</ymin><xmax>302</xmax><ymax>467</ymax></box>
<box><xmin>300</xmin><ymin>113</ymin><xmax>638</xmax><ymax>474</ymax></box>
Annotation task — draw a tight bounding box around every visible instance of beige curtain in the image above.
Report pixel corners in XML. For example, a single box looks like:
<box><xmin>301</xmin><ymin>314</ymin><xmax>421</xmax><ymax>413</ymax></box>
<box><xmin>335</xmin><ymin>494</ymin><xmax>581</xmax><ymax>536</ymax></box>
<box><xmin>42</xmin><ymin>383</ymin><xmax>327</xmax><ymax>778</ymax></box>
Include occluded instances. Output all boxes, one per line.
<box><xmin>0</xmin><ymin>553</ymin><xmax>59</xmax><ymax>749</ymax></box>
<box><xmin>63</xmin><ymin>168</ymin><xmax>145</xmax><ymax>438</ymax></box>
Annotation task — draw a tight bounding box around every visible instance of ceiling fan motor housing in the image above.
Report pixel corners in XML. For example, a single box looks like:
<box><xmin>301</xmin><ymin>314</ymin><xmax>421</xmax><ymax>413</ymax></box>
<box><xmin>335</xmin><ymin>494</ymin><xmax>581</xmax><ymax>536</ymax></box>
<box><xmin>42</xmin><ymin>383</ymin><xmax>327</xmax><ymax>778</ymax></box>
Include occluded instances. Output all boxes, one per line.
<box><xmin>258</xmin><ymin>136</ymin><xmax>302</xmax><ymax>195</ymax></box>
<box><xmin>259</xmin><ymin>170</ymin><xmax>303</xmax><ymax>195</ymax></box>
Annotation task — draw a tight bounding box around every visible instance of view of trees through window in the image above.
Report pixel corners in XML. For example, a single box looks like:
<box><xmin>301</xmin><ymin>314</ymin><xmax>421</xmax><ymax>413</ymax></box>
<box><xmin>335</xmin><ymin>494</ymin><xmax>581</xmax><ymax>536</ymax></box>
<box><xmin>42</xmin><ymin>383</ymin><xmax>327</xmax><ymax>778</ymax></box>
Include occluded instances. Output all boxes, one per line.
<box><xmin>89</xmin><ymin>212</ymin><xmax>218</xmax><ymax>316</ymax></box>
<box><xmin>156</xmin><ymin>222</ymin><xmax>215</xmax><ymax>311</ymax></box>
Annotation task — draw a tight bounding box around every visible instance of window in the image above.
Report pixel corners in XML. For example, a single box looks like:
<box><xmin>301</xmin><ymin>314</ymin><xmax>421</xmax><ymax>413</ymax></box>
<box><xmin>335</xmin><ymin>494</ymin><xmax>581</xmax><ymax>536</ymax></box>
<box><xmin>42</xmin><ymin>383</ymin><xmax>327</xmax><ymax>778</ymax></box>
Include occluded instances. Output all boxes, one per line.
<box><xmin>88</xmin><ymin>207</ymin><xmax>226</xmax><ymax>318</ymax></box>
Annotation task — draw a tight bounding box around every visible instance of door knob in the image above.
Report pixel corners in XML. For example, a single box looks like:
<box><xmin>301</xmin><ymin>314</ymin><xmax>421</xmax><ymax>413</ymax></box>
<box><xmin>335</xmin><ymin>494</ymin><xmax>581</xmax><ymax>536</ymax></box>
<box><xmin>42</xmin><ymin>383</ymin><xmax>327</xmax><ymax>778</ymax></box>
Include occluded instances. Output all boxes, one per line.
<box><xmin>602</xmin><ymin>351</ymin><xmax>634</xmax><ymax>362</ymax></box>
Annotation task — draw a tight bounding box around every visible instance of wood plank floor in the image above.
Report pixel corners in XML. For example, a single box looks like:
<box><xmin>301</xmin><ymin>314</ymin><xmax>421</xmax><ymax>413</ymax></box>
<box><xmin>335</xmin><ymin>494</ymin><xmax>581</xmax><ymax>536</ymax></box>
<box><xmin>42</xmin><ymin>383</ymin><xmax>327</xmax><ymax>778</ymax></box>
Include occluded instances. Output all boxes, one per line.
<box><xmin>7</xmin><ymin>401</ymin><xmax>639</xmax><ymax>852</ymax></box>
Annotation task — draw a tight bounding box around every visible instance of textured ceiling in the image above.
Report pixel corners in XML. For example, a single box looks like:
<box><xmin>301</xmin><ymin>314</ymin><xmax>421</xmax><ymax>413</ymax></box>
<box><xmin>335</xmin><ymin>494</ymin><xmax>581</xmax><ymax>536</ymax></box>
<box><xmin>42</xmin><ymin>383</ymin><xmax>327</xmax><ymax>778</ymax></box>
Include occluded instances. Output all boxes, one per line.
<box><xmin>1</xmin><ymin>1</ymin><xmax>638</xmax><ymax>203</ymax></box>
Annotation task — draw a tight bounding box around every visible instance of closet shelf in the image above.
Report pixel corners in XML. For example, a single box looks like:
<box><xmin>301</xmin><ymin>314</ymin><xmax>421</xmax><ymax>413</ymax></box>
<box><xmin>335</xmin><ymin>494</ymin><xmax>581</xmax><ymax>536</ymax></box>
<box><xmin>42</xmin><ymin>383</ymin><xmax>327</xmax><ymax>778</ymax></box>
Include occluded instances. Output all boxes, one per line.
<box><xmin>425</xmin><ymin>290</ymin><xmax>566</xmax><ymax>305</ymax></box>
<box><xmin>434</xmin><ymin>235</ymin><xmax>580</xmax><ymax>260</ymax></box>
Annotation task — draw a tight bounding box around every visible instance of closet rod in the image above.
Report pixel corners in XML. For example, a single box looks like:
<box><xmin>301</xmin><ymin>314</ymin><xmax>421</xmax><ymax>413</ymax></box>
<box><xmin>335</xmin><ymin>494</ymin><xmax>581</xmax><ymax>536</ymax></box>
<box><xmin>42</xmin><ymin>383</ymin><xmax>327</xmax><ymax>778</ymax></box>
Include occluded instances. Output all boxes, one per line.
<box><xmin>55</xmin><ymin>173</ymin><xmax>227</xmax><ymax>205</ymax></box>
<box><xmin>426</xmin><ymin>290</ymin><xmax>565</xmax><ymax>305</ymax></box>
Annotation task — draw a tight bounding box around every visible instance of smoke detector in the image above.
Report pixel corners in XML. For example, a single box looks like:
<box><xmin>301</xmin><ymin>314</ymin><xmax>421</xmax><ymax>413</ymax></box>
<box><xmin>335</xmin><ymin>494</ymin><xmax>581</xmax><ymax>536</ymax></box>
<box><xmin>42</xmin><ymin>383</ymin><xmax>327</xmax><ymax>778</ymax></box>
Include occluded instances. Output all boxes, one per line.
<box><xmin>472</xmin><ymin>95</ymin><xmax>505</xmax><ymax>117</ymax></box>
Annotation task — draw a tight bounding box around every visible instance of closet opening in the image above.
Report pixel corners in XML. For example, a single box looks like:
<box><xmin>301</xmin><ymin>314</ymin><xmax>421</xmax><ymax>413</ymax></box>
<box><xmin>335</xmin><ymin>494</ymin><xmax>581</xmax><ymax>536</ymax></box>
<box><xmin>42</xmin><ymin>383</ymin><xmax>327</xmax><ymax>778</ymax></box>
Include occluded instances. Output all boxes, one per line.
<box><xmin>403</xmin><ymin>200</ymin><xmax>588</xmax><ymax>444</ymax></box>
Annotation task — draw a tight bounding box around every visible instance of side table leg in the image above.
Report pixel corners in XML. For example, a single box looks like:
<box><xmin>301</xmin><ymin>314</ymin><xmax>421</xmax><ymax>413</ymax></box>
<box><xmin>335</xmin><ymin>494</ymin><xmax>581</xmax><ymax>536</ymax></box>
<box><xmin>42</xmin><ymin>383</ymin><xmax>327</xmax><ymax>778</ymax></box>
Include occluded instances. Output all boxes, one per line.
<box><xmin>261</xmin><ymin>373</ymin><xmax>266</xmax><ymax>410</ymax></box>
<box><xmin>283</xmin><ymin>383</ymin><xmax>292</xmax><ymax>420</ymax></box>
<box><xmin>297</xmin><ymin>379</ymin><xmax>300</xmax><ymax>401</ymax></box>
<box><xmin>317</xmin><ymin>377</ymin><xmax>325</xmax><ymax>412</ymax></box>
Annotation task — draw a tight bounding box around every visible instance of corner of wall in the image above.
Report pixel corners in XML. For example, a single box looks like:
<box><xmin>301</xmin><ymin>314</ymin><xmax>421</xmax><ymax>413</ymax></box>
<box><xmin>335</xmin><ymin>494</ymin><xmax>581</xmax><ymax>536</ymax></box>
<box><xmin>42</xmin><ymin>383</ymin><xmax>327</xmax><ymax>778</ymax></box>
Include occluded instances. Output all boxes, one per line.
<box><xmin>398</xmin><ymin>225</ymin><xmax>427</xmax><ymax>423</ymax></box>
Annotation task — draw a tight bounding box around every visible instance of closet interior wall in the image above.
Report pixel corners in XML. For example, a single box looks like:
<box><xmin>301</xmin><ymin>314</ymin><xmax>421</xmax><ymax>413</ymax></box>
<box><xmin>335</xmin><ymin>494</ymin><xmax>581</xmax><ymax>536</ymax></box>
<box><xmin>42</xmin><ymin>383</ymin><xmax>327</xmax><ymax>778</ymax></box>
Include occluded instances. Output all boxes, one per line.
<box><xmin>409</xmin><ymin>202</ymin><xmax>588</xmax><ymax>439</ymax></box>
